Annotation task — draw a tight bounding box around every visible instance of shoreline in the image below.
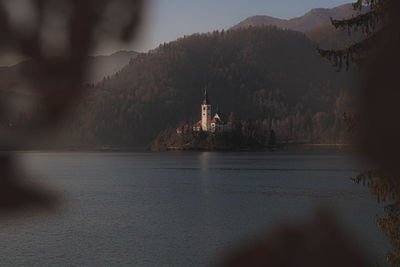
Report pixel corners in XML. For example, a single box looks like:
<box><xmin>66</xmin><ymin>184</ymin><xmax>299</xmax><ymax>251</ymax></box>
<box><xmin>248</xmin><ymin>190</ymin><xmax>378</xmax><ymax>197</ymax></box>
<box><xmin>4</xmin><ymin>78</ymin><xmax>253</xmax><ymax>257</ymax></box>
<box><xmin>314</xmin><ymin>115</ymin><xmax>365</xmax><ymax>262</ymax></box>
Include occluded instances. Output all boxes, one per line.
<box><xmin>3</xmin><ymin>143</ymin><xmax>356</xmax><ymax>155</ymax></box>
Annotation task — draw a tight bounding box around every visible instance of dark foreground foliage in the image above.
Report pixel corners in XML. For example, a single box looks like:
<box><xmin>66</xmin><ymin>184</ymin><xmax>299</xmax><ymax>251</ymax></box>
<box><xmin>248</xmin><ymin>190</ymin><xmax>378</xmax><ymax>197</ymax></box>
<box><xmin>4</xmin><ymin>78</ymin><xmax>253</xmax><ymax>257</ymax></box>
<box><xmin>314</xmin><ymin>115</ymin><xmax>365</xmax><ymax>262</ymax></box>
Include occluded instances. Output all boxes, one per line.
<box><xmin>320</xmin><ymin>0</ymin><xmax>400</xmax><ymax>265</ymax></box>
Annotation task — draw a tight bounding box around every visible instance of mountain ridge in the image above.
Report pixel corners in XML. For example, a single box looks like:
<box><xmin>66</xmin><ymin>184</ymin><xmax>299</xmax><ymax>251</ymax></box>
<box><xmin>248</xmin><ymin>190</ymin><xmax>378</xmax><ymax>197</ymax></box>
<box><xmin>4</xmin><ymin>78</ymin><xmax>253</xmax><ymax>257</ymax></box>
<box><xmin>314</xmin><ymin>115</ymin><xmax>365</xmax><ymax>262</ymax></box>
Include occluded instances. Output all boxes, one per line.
<box><xmin>0</xmin><ymin>50</ymin><xmax>139</xmax><ymax>94</ymax></box>
<box><xmin>231</xmin><ymin>3</ymin><xmax>361</xmax><ymax>32</ymax></box>
<box><xmin>87</xmin><ymin>50</ymin><xmax>139</xmax><ymax>83</ymax></box>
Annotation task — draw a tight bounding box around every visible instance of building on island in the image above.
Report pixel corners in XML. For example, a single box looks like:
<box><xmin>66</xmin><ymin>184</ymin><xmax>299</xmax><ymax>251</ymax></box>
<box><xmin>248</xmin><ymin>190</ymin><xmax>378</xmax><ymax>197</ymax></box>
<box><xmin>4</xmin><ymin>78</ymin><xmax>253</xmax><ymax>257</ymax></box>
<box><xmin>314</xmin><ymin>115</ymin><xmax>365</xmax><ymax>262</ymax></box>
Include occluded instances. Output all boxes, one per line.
<box><xmin>211</xmin><ymin>112</ymin><xmax>232</xmax><ymax>132</ymax></box>
<box><xmin>192</xmin><ymin>88</ymin><xmax>232</xmax><ymax>133</ymax></box>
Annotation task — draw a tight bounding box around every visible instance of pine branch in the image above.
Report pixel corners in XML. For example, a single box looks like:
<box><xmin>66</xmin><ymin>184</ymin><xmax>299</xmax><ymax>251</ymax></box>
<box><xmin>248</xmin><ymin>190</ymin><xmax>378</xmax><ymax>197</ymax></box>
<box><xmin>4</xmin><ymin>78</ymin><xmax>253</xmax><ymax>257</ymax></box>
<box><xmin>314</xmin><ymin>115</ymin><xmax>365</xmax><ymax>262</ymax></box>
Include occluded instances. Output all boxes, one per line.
<box><xmin>316</xmin><ymin>32</ymin><xmax>377</xmax><ymax>71</ymax></box>
<box><xmin>352</xmin><ymin>0</ymin><xmax>387</xmax><ymax>11</ymax></box>
<box><xmin>331</xmin><ymin>10</ymin><xmax>384</xmax><ymax>36</ymax></box>
<box><xmin>351</xmin><ymin>169</ymin><xmax>400</xmax><ymax>202</ymax></box>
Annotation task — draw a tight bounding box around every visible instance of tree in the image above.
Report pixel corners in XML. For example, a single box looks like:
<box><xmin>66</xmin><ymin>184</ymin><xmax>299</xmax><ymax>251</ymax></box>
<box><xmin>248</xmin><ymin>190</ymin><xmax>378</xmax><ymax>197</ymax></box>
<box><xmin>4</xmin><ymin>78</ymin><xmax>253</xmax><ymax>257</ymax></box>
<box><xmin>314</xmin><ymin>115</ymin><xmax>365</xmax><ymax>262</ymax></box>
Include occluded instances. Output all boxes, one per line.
<box><xmin>317</xmin><ymin>0</ymin><xmax>388</xmax><ymax>71</ymax></box>
<box><xmin>267</xmin><ymin>129</ymin><xmax>277</xmax><ymax>151</ymax></box>
<box><xmin>351</xmin><ymin>170</ymin><xmax>400</xmax><ymax>266</ymax></box>
<box><xmin>317</xmin><ymin>1</ymin><xmax>400</xmax><ymax>265</ymax></box>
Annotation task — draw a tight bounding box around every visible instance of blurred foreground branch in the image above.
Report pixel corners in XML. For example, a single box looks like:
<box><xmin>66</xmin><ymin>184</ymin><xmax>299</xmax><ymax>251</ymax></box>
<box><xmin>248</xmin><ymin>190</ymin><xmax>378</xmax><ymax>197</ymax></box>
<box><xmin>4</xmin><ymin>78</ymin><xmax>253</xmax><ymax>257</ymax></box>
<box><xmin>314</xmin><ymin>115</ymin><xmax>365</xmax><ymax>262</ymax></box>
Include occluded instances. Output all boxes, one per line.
<box><xmin>0</xmin><ymin>0</ymin><xmax>144</xmax><ymax>212</ymax></box>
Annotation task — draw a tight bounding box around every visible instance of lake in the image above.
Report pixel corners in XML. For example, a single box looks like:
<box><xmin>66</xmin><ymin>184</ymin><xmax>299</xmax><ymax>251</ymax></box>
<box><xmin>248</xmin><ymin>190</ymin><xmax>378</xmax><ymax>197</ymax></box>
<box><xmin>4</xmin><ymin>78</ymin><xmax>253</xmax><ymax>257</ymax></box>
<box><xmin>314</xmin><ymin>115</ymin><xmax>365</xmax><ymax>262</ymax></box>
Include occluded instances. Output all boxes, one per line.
<box><xmin>0</xmin><ymin>152</ymin><xmax>390</xmax><ymax>266</ymax></box>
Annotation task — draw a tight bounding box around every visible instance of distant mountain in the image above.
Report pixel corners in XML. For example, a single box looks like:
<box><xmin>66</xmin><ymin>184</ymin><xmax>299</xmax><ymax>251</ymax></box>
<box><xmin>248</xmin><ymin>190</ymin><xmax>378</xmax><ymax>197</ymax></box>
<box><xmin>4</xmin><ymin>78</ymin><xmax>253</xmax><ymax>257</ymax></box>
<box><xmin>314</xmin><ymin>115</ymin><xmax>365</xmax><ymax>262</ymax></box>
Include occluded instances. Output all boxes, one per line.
<box><xmin>231</xmin><ymin>4</ymin><xmax>359</xmax><ymax>32</ymax></box>
<box><xmin>87</xmin><ymin>50</ymin><xmax>139</xmax><ymax>83</ymax></box>
<box><xmin>0</xmin><ymin>50</ymin><xmax>139</xmax><ymax>93</ymax></box>
<box><xmin>232</xmin><ymin>3</ymin><xmax>367</xmax><ymax>50</ymax></box>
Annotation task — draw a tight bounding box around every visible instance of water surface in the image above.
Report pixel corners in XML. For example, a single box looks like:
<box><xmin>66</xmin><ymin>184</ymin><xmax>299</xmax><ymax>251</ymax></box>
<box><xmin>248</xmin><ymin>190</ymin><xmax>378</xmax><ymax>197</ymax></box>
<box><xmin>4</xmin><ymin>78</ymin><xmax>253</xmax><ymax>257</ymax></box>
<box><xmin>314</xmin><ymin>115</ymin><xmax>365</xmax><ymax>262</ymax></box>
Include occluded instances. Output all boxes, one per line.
<box><xmin>0</xmin><ymin>152</ymin><xmax>390</xmax><ymax>266</ymax></box>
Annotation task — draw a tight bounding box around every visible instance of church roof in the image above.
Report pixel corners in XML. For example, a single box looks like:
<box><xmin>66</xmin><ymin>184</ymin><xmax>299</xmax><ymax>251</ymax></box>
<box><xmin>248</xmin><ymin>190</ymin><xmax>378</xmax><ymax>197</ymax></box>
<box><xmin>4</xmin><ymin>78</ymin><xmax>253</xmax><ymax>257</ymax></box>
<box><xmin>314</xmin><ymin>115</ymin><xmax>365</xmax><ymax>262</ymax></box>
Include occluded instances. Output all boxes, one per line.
<box><xmin>211</xmin><ymin>118</ymin><xmax>221</xmax><ymax>124</ymax></box>
<box><xmin>214</xmin><ymin>112</ymin><xmax>228</xmax><ymax>122</ymax></box>
<box><xmin>212</xmin><ymin>113</ymin><xmax>229</xmax><ymax>125</ymax></box>
<box><xmin>202</xmin><ymin>88</ymin><xmax>210</xmax><ymax>105</ymax></box>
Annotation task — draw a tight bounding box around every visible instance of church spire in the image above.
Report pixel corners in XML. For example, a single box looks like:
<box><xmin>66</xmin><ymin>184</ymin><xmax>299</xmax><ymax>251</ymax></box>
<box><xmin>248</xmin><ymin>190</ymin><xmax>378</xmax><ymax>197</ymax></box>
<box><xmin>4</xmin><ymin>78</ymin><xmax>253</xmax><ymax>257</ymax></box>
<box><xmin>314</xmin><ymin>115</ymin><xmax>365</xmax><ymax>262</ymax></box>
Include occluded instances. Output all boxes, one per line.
<box><xmin>203</xmin><ymin>87</ymin><xmax>210</xmax><ymax>105</ymax></box>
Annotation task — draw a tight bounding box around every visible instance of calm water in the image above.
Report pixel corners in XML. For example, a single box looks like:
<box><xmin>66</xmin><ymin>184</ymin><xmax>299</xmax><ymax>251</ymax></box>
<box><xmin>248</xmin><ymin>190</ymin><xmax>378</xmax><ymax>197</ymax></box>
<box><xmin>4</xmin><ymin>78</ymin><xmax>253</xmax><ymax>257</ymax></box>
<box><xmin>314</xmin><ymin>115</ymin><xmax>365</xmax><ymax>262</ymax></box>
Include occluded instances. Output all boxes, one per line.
<box><xmin>0</xmin><ymin>152</ymin><xmax>390</xmax><ymax>266</ymax></box>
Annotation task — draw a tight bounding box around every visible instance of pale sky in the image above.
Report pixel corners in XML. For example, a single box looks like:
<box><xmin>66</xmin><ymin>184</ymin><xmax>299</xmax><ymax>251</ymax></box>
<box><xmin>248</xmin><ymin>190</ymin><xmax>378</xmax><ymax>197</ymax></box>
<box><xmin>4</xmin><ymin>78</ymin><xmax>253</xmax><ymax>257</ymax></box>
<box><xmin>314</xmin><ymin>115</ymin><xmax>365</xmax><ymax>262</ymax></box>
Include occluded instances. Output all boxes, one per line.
<box><xmin>1</xmin><ymin>0</ymin><xmax>354</xmax><ymax>66</ymax></box>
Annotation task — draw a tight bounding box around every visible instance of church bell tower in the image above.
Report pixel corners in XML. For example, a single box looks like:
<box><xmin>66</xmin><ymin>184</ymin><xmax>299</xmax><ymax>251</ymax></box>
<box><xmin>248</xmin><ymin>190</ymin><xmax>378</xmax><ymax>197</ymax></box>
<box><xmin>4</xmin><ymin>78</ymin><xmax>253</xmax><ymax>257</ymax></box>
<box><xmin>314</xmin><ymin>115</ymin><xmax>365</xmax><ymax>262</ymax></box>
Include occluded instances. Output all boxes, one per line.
<box><xmin>201</xmin><ymin>88</ymin><xmax>211</xmax><ymax>131</ymax></box>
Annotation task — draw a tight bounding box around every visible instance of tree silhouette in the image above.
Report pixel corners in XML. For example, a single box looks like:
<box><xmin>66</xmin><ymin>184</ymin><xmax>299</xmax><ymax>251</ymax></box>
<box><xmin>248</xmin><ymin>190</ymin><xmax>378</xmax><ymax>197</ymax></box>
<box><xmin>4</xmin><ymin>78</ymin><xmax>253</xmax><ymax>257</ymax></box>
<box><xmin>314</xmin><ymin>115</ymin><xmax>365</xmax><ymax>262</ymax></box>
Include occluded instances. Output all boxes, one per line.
<box><xmin>317</xmin><ymin>0</ymin><xmax>388</xmax><ymax>71</ymax></box>
<box><xmin>267</xmin><ymin>129</ymin><xmax>277</xmax><ymax>151</ymax></box>
<box><xmin>317</xmin><ymin>1</ymin><xmax>400</xmax><ymax>265</ymax></box>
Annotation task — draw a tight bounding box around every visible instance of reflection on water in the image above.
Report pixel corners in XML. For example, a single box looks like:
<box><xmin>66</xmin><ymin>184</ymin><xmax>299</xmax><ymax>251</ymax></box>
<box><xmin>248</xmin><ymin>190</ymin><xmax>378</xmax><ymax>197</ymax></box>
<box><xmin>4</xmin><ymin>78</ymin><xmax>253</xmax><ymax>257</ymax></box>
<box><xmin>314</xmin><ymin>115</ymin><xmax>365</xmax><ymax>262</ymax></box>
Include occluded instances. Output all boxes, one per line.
<box><xmin>0</xmin><ymin>152</ymin><xmax>390</xmax><ymax>266</ymax></box>
<box><xmin>200</xmin><ymin>152</ymin><xmax>212</xmax><ymax>194</ymax></box>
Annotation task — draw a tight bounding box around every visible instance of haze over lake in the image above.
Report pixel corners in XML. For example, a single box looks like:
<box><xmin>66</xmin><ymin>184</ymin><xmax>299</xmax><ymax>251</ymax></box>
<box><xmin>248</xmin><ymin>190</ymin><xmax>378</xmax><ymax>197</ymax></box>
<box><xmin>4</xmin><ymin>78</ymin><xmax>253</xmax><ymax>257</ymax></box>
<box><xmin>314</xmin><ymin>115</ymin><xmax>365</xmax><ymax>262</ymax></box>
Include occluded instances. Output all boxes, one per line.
<box><xmin>0</xmin><ymin>152</ymin><xmax>389</xmax><ymax>266</ymax></box>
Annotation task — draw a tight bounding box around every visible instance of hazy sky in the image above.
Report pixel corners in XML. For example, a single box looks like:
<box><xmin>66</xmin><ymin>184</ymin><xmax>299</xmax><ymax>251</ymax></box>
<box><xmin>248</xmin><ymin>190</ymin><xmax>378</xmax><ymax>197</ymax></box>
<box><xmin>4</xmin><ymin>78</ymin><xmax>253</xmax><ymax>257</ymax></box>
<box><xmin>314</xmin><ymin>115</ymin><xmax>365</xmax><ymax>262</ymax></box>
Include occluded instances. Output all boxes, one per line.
<box><xmin>0</xmin><ymin>0</ymin><xmax>354</xmax><ymax>66</ymax></box>
<box><xmin>113</xmin><ymin>0</ymin><xmax>354</xmax><ymax>55</ymax></box>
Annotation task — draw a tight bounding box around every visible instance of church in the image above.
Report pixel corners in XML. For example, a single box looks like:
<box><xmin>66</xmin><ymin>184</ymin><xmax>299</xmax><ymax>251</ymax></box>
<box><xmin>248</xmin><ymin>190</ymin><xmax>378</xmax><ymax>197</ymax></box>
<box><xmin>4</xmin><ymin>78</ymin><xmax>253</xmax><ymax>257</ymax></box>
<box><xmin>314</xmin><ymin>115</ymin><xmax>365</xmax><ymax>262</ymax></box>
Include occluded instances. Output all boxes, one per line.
<box><xmin>192</xmin><ymin>89</ymin><xmax>232</xmax><ymax>133</ymax></box>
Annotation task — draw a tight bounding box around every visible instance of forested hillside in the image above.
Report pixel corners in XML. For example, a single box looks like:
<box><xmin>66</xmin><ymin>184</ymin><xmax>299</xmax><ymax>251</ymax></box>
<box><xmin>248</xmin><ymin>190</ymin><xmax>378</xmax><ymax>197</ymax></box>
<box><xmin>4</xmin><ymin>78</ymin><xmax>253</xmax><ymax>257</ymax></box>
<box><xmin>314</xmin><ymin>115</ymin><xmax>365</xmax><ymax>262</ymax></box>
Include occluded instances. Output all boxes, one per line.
<box><xmin>66</xmin><ymin>26</ymin><xmax>357</xmax><ymax>148</ymax></box>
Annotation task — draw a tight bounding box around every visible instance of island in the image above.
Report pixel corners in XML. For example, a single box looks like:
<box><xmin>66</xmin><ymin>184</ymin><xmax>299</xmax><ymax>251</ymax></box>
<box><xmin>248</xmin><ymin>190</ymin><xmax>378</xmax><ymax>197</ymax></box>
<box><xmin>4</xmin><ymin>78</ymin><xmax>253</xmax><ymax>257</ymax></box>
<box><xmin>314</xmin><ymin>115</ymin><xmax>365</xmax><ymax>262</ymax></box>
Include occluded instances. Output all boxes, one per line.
<box><xmin>152</xmin><ymin>88</ymin><xmax>287</xmax><ymax>151</ymax></box>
